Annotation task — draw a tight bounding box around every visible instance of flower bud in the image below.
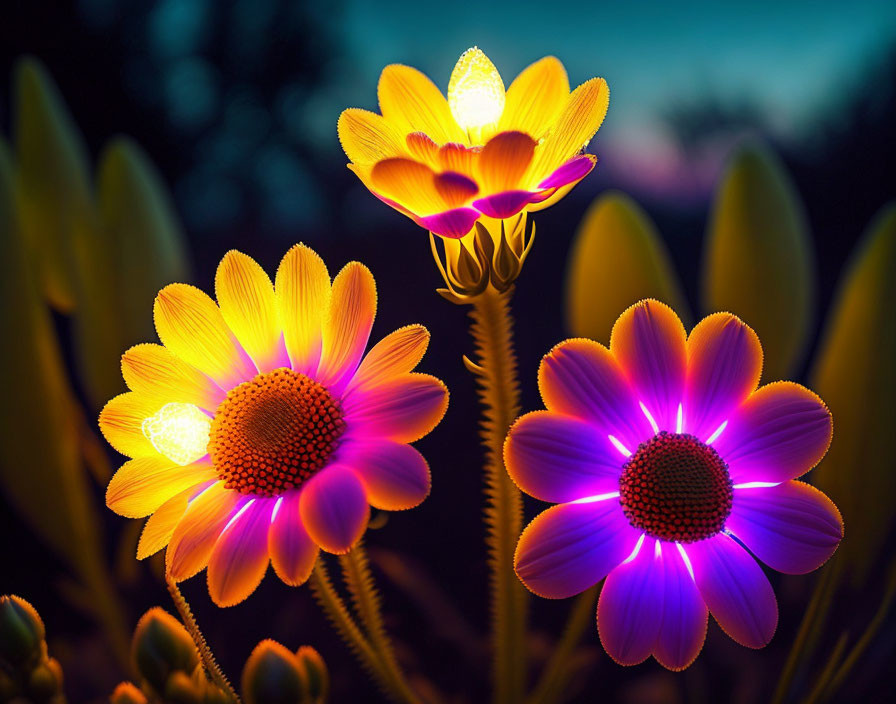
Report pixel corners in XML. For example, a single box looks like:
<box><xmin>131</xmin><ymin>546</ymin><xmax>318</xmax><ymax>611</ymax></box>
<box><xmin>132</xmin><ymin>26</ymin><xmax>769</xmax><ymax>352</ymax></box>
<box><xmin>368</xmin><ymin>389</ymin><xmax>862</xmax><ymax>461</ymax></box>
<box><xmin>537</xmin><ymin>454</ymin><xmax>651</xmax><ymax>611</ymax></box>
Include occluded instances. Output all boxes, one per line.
<box><xmin>242</xmin><ymin>639</ymin><xmax>307</xmax><ymax>704</ymax></box>
<box><xmin>0</xmin><ymin>594</ymin><xmax>45</xmax><ymax>668</ymax></box>
<box><xmin>109</xmin><ymin>681</ymin><xmax>148</xmax><ymax>704</ymax></box>
<box><xmin>296</xmin><ymin>646</ymin><xmax>329</xmax><ymax>703</ymax></box>
<box><xmin>163</xmin><ymin>670</ymin><xmax>202</xmax><ymax>704</ymax></box>
<box><xmin>27</xmin><ymin>657</ymin><xmax>64</xmax><ymax>701</ymax></box>
<box><xmin>131</xmin><ymin>608</ymin><xmax>199</xmax><ymax>694</ymax></box>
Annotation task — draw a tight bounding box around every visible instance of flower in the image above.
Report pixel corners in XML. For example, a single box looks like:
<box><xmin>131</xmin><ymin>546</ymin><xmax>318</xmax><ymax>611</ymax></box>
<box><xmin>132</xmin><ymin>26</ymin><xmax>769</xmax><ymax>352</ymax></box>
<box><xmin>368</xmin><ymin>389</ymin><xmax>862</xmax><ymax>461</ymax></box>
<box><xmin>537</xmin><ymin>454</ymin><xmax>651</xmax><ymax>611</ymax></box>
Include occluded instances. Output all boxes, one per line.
<box><xmin>338</xmin><ymin>47</ymin><xmax>609</xmax><ymax>239</ymax></box>
<box><xmin>100</xmin><ymin>245</ymin><xmax>448</xmax><ymax>607</ymax></box>
<box><xmin>505</xmin><ymin>299</ymin><xmax>842</xmax><ymax>670</ymax></box>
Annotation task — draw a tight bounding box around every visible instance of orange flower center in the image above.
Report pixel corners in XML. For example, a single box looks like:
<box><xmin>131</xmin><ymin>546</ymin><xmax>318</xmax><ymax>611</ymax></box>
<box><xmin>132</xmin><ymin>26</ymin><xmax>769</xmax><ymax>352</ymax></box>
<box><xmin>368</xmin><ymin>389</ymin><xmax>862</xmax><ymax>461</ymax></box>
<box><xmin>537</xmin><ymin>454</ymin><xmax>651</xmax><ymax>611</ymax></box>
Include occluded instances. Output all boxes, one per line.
<box><xmin>209</xmin><ymin>368</ymin><xmax>345</xmax><ymax>497</ymax></box>
<box><xmin>618</xmin><ymin>432</ymin><xmax>732</xmax><ymax>543</ymax></box>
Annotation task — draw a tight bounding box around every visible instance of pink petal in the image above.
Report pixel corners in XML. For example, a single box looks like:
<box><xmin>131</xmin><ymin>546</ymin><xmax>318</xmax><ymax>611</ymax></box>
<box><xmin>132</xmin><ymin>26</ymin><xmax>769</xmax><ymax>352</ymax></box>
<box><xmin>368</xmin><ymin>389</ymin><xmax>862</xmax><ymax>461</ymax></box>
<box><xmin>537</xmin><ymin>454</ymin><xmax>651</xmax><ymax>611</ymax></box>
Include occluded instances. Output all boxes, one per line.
<box><xmin>299</xmin><ymin>465</ymin><xmax>370</xmax><ymax>554</ymax></box>
<box><xmin>472</xmin><ymin>190</ymin><xmax>540</xmax><ymax>219</ymax></box>
<box><xmin>417</xmin><ymin>207</ymin><xmax>481</xmax><ymax>239</ymax></box>
<box><xmin>537</xmin><ymin>154</ymin><xmax>596</xmax><ymax>189</ymax></box>
<box><xmin>726</xmin><ymin>481</ymin><xmax>842</xmax><ymax>575</ymax></box>
<box><xmin>207</xmin><ymin>499</ymin><xmax>273</xmax><ymax>607</ymax></box>
<box><xmin>340</xmin><ymin>439</ymin><xmax>431</xmax><ymax>510</ymax></box>
<box><xmin>268</xmin><ymin>492</ymin><xmax>319</xmax><ymax>586</ymax></box>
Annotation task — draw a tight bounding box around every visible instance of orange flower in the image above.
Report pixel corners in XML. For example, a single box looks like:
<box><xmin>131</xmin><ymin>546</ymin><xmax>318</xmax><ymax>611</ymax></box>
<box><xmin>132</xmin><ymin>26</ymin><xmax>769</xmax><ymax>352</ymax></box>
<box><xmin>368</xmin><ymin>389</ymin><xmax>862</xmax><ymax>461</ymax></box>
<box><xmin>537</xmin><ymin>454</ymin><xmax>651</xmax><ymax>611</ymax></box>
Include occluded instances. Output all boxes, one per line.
<box><xmin>339</xmin><ymin>47</ymin><xmax>609</xmax><ymax>238</ymax></box>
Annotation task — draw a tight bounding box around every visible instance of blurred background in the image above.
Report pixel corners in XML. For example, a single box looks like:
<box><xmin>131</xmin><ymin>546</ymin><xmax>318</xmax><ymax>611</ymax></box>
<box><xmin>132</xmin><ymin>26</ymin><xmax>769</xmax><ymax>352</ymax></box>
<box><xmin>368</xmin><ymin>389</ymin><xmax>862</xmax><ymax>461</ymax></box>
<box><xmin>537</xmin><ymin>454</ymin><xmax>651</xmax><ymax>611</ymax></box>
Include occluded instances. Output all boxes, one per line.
<box><xmin>1</xmin><ymin>1</ymin><xmax>894</xmax><ymax>702</ymax></box>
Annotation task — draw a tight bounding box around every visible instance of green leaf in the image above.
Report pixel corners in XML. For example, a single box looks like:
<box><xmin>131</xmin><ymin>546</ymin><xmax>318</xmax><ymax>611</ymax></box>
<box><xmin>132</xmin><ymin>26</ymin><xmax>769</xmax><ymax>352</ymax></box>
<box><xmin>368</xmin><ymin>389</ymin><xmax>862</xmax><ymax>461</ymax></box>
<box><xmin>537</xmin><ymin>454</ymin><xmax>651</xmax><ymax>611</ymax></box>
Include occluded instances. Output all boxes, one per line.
<box><xmin>702</xmin><ymin>140</ymin><xmax>815</xmax><ymax>380</ymax></box>
<box><xmin>565</xmin><ymin>190</ymin><xmax>689</xmax><ymax>342</ymax></box>
<box><xmin>811</xmin><ymin>203</ymin><xmax>896</xmax><ymax>584</ymax></box>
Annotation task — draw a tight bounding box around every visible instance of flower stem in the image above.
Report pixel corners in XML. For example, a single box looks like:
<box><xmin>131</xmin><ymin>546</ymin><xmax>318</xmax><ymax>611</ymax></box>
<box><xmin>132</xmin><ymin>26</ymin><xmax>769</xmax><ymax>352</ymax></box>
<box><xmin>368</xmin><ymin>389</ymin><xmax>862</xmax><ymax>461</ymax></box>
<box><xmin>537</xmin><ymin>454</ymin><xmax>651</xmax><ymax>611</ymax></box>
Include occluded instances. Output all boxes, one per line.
<box><xmin>165</xmin><ymin>577</ymin><xmax>240</xmax><ymax>703</ymax></box>
<box><xmin>467</xmin><ymin>287</ymin><xmax>528</xmax><ymax>704</ymax></box>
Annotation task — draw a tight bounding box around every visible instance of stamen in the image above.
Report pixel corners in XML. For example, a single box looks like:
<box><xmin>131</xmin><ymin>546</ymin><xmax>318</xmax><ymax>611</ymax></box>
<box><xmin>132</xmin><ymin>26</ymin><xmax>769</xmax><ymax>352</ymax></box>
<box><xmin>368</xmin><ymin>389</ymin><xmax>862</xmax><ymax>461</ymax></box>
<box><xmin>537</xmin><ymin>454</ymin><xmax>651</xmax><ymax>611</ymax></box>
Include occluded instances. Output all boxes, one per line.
<box><xmin>570</xmin><ymin>491</ymin><xmax>620</xmax><ymax>504</ymax></box>
<box><xmin>676</xmin><ymin>403</ymin><xmax>684</xmax><ymax>433</ymax></box>
<box><xmin>706</xmin><ymin>420</ymin><xmax>728</xmax><ymax>445</ymax></box>
<box><xmin>640</xmin><ymin>402</ymin><xmax>659</xmax><ymax>434</ymax></box>
<box><xmin>732</xmin><ymin>481</ymin><xmax>781</xmax><ymax>489</ymax></box>
<box><xmin>608</xmin><ymin>434</ymin><xmax>632</xmax><ymax>458</ymax></box>
<box><xmin>621</xmin><ymin>534</ymin><xmax>646</xmax><ymax>565</ymax></box>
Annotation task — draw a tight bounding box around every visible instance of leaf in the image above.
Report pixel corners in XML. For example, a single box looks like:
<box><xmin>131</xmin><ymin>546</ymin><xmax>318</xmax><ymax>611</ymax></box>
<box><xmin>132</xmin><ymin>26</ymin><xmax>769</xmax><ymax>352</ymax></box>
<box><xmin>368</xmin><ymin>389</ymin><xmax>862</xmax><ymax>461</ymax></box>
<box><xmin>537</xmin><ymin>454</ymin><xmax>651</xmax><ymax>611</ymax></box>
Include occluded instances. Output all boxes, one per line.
<box><xmin>565</xmin><ymin>190</ymin><xmax>689</xmax><ymax>342</ymax></box>
<box><xmin>702</xmin><ymin>140</ymin><xmax>815</xmax><ymax>380</ymax></box>
<box><xmin>811</xmin><ymin>203</ymin><xmax>896</xmax><ymax>584</ymax></box>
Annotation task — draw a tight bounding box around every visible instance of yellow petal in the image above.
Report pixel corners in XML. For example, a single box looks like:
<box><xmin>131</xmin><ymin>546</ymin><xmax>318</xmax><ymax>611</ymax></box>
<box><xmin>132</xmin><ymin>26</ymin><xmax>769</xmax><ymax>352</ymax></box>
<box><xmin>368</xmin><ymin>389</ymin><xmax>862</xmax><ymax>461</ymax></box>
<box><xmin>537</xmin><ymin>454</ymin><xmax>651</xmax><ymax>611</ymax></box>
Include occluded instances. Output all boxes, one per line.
<box><xmin>477</xmin><ymin>131</ymin><xmax>536</xmax><ymax>193</ymax></box>
<box><xmin>347</xmin><ymin>325</ymin><xmax>430</xmax><ymax>393</ymax></box>
<box><xmin>137</xmin><ymin>488</ymin><xmax>192</xmax><ymax>559</ymax></box>
<box><xmin>498</xmin><ymin>56</ymin><xmax>570</xmax><ymax>140</ymax></box>
<box><xmin>378</xmin><ymin>64</ymin><xmax>465</xmax><ymax>144</ymax></box>
<box><xmin>337</xmin><ymin>108</ymin><xmax>406</xmax><ymax>164</ymax></box>
<box><xmin>166</xmin><ymin>482</ymin><xmax>239</xmax><ymax>581</ymax></box>
<box><xmin>122</xmin><ymin>343</ymin><xmax>224</xmax><ymax>412</ymax></box>
<box><xmin>106</xmin><ymin>457</ymin><xmax>215</xmax><ymax>519</ymax></box>
<box><xmin>529</xmin><ymin>77</ymin><xmax>609</xmax><ymax>181</ymax></box>
<box><xmin>275</xmin><ymin>244</ymin><xmax>331</xmax><ymax>374</ymax></box>
<box><xmin>318</xmin><ymin>262</ymin><xmax>377</xmax><ymax>391</ymax></box>
<box><xmin>99</xmin><ymin>392</ymin><xmax>162</xmax><ymax>458</ymax></box>
<box><xmin>370</xmin><ymin>157</ymin><xmax>445</xmax><ymax>215</ymax></box>
<box><xmin>154</xmin><ymin>283</ymin><xmax>255</xmax><ymax>388</ymax></box>
<box><xmin>215</xmin><ymin>250</ymin><xmax>284</xmax><ymax>373</ymax></box>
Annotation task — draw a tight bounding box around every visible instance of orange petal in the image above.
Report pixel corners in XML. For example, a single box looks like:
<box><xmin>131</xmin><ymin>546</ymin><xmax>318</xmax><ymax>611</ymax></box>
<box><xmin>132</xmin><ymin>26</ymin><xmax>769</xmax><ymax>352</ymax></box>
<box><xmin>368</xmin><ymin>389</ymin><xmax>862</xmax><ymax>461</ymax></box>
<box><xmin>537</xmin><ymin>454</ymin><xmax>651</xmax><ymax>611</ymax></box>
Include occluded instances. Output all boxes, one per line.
<box><xmin>216</xmin><ymin>250</ymin><xmax>286</xmax><ymax>373</ymax></box>
<box><xmin>268</xmin><ymin>491</ymin><xmax>319</xmax><ymax>586</ymax></box>
<box><xmin>377</xmin><ymin>64</ymin><xmax>465</xmax><ymax>144</ymax></box>
<box><xmin>317</xmin><ymin>262</ymin><xmax>377</xmax><ymax>392</ymax></box>
<box><xmin>529</xmin><ymin>77</ymin><xmax>609</xmax><ymax>181</ymax></box>
<box><xmin>405</xmin><ymin>132</ymin><xmax>440</xmax><ymax>167</ymax></box>
<box><xmin>106</xmin><ymin>456</ymin><xmax>216</xmax><ymax>518</ymax></box>
<box><xmin>154</xmin><ymin>283</ymin><xmax>256</xmax><ymax>388</ymax></box>
<box><xmin>99</xmin><ymin>392</ymin><xmax>163</xmax><ymax>458</ymax></box>
<box><xmin>122</xmin><ymin>344</ymin><xmax>224</xmax><ymax>413</ymax></box>
<box><xmin>347</xmin><ymin>324</ymin><xmax>430</xmax><ymax>393</ymax></box>
<box><xmin>438</xmin><ymin>142</ymin><xmax>478</xmax><ymax>176</ymax></box>
<box><xmin>434</xmin><ymin>171</ymin><xmax>478</xmax><ymax>208</ymax></box>
<box><xmin>499</xmin><ymin>56</ymin><xmax>570</xmax><ymax>139</ymax></box>
<box><xmin>166</xmin><ymin>482</ymin><xmax>240</xmax><ymax>581</ymax></box>
<box><xmin>370</xmin><ymin>157</ymin><xmax>445</xmax><ymax>215</ymax></box>
<box><xmin>477</xmin><ymin>131</ymin><xmax>537</xmax><ymax>193</ymax></box>
<box><xmin>337</xmin><ymin>108</ymin><xmax>406</xmax><ymax>164</ymax></box>
<box><xmin>207</xmin><ymin>499</ymin><xmax>272</xmax><ymax>606</ymax></box>
<box><xmin>274</xmin><ymin>244</ymin><xmax>331</xmax><ymax>375</ymax></box>
<box><xmin>137</xmin><ymin>487</ymin><xmax>193</xmax><ymax>559</ymax></box>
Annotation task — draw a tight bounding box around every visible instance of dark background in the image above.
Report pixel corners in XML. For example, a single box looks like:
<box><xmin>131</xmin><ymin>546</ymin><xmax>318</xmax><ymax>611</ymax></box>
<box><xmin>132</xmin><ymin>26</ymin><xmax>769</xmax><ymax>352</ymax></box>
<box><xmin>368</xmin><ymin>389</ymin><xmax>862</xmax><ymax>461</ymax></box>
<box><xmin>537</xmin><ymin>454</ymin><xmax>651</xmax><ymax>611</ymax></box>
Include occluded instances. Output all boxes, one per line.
<box><xmin>1</xmin><ymin>1</ymin><xmax>895</xmax><ymax>702</ymax></box>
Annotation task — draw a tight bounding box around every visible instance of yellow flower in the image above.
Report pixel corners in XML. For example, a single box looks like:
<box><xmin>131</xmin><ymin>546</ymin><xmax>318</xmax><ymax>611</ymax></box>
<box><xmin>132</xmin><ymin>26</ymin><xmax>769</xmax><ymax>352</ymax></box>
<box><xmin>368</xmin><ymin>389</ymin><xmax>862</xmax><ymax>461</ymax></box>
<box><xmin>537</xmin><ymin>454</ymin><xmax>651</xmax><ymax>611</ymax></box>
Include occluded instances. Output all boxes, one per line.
<box><xmin>339</xmin><ymin>47</ymin><xmax>609</xmax><ymax>239</ymax></box>
<box><xmin>99</xmin><ymin>245</ymin><xmax>448</xmax><ymax>607</ymax></box>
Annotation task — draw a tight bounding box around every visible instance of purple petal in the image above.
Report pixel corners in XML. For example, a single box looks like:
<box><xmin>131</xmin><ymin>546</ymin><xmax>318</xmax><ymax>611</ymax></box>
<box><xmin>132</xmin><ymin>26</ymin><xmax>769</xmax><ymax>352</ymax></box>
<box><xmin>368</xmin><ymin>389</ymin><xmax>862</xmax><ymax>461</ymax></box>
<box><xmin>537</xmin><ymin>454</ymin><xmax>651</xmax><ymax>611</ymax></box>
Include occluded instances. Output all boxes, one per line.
<box><xmin>417</xmin><ymin>207</ymin><xmax>481</xmax><ymax>239</ymax></box>
<box><xmin>654</xmin><ymin>544</ymin><xmax>708</xmax><ymax>670</ymax></box>
<box><xmin>715</xmin><ymin>382</ymin><xmax>833</xmax><ymax>484</ymax></box>
<box><xmin>537</xmin><ymin>155</ymin><xmax>596</xmax><ymax>189</ymax></box>
<box><xmin>726</xmin><ymin>481</ymin><xmax>842</xmax><ymax>575</ymax></box>
<box><xmin>207</xmin><ymin>498</ymin><xmax>273</xmax><ymax>606</ymax></box>
<box><xmin>515</xmin><ymin>498</ymin><xmax>640</xmax><ymax>599</ymax></box>
<box><xmin>472</xmin><ymin>190</ymin><xmax>539</xmax><ymax>219</ymax></box>
<box><xmin>268</xmin><ymin>492</ymin><xmax>318</xmax><ymax>586</ymax></box>
<box><xmin>339</xmin><ymin>439</ymin><xmax>430</xmax><ymax>511</ymax></box>
<box><xmin>597</xmin><ymin>537</ymin><xmax>662</xmax><ymax>665</ymax></box>
<box><xmin>298</xmin><ymin>465</ymin><xmax>370</xmax><ymax>554</ymax></box>
<box><xmin>505</xmin><ymin>411</ymin><xmax>623</xmax><ymax>503</ymax></box>
<box><xmin>687</xmin><ymin>533</ymin><xmax>778</xmax><ymax>648</ymax></box>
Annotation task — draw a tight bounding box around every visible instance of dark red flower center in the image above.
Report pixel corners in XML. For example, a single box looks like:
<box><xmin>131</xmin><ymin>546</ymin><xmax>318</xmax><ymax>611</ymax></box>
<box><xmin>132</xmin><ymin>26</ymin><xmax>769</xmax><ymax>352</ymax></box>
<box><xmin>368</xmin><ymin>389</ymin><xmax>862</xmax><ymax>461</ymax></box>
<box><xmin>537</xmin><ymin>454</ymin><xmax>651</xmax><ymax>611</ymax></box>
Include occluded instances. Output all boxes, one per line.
<box><xmin>618</xmin><ymin>431</ymin><xmax>732</xmax><ymax>542</ymax></box>
<box><xmin>209</xmin><ymin>368</ymin><xmax>345</xmax><ymax>497</ymax></box>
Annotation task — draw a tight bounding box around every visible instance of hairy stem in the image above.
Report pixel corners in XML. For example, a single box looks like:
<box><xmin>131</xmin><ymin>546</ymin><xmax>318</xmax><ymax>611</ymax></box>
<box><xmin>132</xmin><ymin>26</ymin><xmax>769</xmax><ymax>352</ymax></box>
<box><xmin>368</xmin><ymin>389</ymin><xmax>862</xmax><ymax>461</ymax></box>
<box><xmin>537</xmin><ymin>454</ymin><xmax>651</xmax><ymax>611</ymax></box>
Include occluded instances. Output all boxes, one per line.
<box><xmin>468</xmin><ymin>288</ymin><xmax>528</xmax><ymax>704</ymax></box>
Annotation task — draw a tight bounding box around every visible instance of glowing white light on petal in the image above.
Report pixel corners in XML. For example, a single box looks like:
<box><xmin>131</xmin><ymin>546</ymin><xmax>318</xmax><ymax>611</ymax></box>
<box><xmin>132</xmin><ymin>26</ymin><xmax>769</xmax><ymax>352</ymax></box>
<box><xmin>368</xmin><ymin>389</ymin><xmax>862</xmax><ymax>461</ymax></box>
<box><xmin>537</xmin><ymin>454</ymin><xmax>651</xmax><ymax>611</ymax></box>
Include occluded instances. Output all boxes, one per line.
<box><xmin>706</xmin><ymin>420</ymin><xmax>728</xmax><ymax>445</ymax></box>
<box><xmin>222</xmin><ymin>499</ymin><xmax>255</xmax><ymax>534</ymax></box>
<box><xmin>676</xmin><ymin>543</ymin><xmax>696</xmax><ymax>581</ymax></box>
<box><xmin>142</xmin><ymin>402</ymin><xmax>211</xmax><ymax>466</ymax></box>
<box><xmin>639</xmin><ymin>402</ymin><xmax>659</xmax><ymax>435</ymax></box>
<box><xmin>732</xmin><ymin>481</ymin><xmax>782</xmax><ymax>490</ymax></box>
<box><xmin>676</xmin><ymin>403</ymin><xmax>684</xmax><ymax>434</ymax></box>
<box><xmin>608</xmin><ymin>434</ymin><xmax>632</xmax><ymax>458</ymax></box>
<box><xmin>271</xmin><ymin>496</ymin><xmax>284</xmax><ymax>523</ymax></box>
<box><xmin>448</xmin><ymin>47</ymin><xmax>505</xmax><ymax>136</ymax></box>
<box><xmin>621</xmin><ymin>534</ymin><xmax>646</xmax><ymax>564</ymax></box>
<box><xmin>654</xmin><ymin>539</ymin><xmax>662</xmax><ymax>559</ymax></box>
<box><xmin>570</xmin><ymin>491</ymin><xmax>620</xmax><ymax>504</ymax></box>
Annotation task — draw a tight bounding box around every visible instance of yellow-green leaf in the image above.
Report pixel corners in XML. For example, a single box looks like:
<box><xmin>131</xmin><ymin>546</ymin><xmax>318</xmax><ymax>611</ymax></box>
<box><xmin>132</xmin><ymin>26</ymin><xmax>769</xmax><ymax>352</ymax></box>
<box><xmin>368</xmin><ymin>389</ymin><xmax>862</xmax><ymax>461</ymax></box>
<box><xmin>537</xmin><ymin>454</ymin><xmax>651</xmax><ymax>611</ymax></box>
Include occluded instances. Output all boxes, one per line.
<box><xmin>811</xmin><ymin>202</ymin><xmax>896</xmax><ymax>584</ymax></box>
<box><xmin>702</xmin><ymin>140</ymin><xmax>815</xmax><ymax>380</ymax></box>
<box><xmin>565</xmin><ymin>190</ymin><xmax>689</xmax><ymax>342</ymax></box>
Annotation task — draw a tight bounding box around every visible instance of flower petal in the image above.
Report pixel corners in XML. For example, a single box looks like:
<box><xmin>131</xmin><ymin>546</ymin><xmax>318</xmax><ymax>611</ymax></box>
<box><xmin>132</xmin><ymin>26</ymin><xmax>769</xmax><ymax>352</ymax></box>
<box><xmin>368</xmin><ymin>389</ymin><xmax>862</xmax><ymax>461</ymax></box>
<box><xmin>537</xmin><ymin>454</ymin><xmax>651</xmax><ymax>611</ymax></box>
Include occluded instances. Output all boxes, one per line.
<box><xmin>685</xmin><ymin>313</ymin><xmax>763</xmax><ymax>440</ymax></box>
<box><xmin>166</xmin><ymin>482</ymin><xmax>241</xmax><ymax>581</ymax></box>
<box><xmin>154</xmin><ymin>283</ymin><xmax>256</xmax><ymax>388</ymax></box>
<box><xmin>299</xmin><ymin>465</ymin><xmax>370</xmax><ymax>554</ymax></box>
<box><xmin>477</xmin><ymin>131</ymin><xmax>536</xmax><ymax>193</ymax></box>
<box><xmin>121</xmin><ymin>343</ymin><xmax>225</xmax><ymax>413</ymax></box>
<box><xmin>717</xmin><ymin>381</ymin><xmax>832</xmax><ymax>483</ymax></box>
<box><xmin>317</xmin><ymin>262</ymin><xmax>376</xmax><ymax>392</ymax></box>
<box><xmin>137</xmin><ymin>487</ymin><xmax>193</xmax><ymax>560</ymax></box>
<box><xmin>215</xmin><ymin>250</ymin><xmax>287</xmax><ymax>373</ymax></box>
<box><xmin>370</xmin><ymin>157</ymin><xmax>445</xmax><ymax>215</ymax></box>
<box><xmin>472</xmin><ymin>190</ymin><xmax>541</xmax><ymax>219</ymax></box>
<box><xmin>610</xmin><ymin>299</ymin><xmax>687</xmax><ymax>432</ymax></box>
<box><xmin>433</xmin><ymin>171</ymin><xmax>478</xmax><ymax>208</ymax></box>
<box><xmin>338</xmin><ymin>108</ymin><xmax>406</xmax><ymax>164</ymax></box>
<box><xmin>498</xmin><ymin>56</ymin><xmax>569</xmax><ymax>139</ymax></box>
<box><xmin>99</xmin><ymin>392</ymin><xmax>164</xmax><ymax>458</ymax></box>
<box><xmin>727</xmin><ymin>481</ymin><xmax>842</xmax><ymax>574</ymax></box>
<box><xmin>653</xmin><ymin>544</ymin><xmax>708</xmax><ymax>671</ymax></box>
<box><xmin>538</xmin><ymin>339</ymin><xmax>653</xmax><ymax>451</ymax></box>
<box><xmin>347</xmin><ymin>325</ymin><xmax>430</xmax><ymax>393</ymax></box>
<box><xmin>597</xmin><ymin>537</ymin><xmax>662</xmax><ymax>666</ymax></box>
<box><xmin>504</xmin><ymin>411</ymin><xmax>623</xmax><ymax>503</ymax></box>
<box><xmin>377</xmin><ymin>64</ymin><xmax>465</xmax><ymax>144</ymax></box>
<box><xmin>269</xmin><ymin>492</ymin><xmax>319</xmax><ymax>586</ymax></box>
<box><xmin>106</xmin><ymin>456</ymin><xmax>215</xmax><ymax>518</ymax></box>
<box><xmin>405</xmin><ymin>131</ymin><xmax>440</xmax><ymax>166</ymax></box>
<box><xmin>687</xmin><ymin>533</ymin><xmax>777</xmax><ymax>648</ymax></box>
<box><xmin>515</xmin><ymin>498</ymin><xmax>640</xmax><ymax>599</ymax></box>
<box><xmin>207</xmin><ymin>499</ymin><xmax>273</xmax><ymax>606</ymax></box>
<box><xmin>341</xmin><ymin>439</ymin><xmax>431</xmax><ymax>510</ymax></box>
<box><xmin>438</xmin><ymin>142</ymin><xmax>478</xmax><ymax>175</ymax></box>
<box><xmin>418</xmin><ymin>207</ymin><xmax>481</xmax><ymax>239</ymax></box>
<box><xmin>343</xmin><ymin>373</ymin><xmax>448</xmax><ymax>443</ymax></box>
<box><xmin>275</xmin><ymin>244</ymin><xmax>331</xmax><ymax>376</ymax></box>
<box><xmin>537</xmin><ymin>154</ymin><xmax>595</xmax><ymax>190</ymax></box>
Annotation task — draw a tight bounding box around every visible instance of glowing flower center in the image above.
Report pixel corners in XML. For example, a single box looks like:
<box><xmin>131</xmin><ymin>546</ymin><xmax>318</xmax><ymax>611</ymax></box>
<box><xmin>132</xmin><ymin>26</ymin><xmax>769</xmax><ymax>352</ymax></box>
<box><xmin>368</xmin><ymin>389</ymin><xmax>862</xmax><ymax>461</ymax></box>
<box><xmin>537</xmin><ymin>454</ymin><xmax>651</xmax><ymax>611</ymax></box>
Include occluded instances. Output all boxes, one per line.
<box><xmin>618</xmin><ymin>431</ymin><xmax>732</xmax><ymax>543</ymax></box>
<box><xmin>448</xmin><ymin>47</ymin><xmax>505</xmax><ymax>141</ymax></box>
<box><xmin>208</xmin><ymin>368</ymin><xmax>346</xmax><ymax>497</ymax></box>
<box><xmin>142</xmin><ymin>402</ymin><xmax>211</xmax><ymax>466</ymax></box>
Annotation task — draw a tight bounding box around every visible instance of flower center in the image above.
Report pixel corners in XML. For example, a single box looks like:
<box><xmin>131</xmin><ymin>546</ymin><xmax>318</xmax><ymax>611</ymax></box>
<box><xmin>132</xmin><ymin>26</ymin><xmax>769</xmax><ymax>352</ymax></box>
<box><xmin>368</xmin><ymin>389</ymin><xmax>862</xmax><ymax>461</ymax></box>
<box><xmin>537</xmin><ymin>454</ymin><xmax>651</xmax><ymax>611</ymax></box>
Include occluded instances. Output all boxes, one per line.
<box><xmin>618</xmin><ymin>431</ymin><xmax>732</xmax><ymax>543</ymax></box>
<box><xmin>209</xmin><ymin>368</ymin><xmax>345</xmax><ymax>497</ymax></box>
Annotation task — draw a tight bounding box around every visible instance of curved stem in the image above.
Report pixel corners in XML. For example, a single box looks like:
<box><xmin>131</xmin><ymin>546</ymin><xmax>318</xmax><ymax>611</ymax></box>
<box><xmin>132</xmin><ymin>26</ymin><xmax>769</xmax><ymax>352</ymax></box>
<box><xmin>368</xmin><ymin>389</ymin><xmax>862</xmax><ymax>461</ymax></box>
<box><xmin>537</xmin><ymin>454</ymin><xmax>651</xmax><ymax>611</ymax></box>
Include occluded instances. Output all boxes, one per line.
<box><xmin>166</xmin><ymin>578</ymin><xmax>240</xmax><ymax>703</ymax></box>
<box><xmin>468</xmin><ymin>288</ymin><xmax>528</xmax><ymax>704</ymax></box>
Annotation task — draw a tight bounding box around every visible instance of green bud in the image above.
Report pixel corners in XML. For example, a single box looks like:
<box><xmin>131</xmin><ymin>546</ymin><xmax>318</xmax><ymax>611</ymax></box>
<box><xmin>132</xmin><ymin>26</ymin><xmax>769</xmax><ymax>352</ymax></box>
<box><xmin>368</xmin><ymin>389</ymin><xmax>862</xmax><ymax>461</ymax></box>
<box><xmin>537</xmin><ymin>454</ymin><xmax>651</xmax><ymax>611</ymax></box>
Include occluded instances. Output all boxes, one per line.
<box><xmin>109</xmin><ymin>681</ymin><xmax>148</xmax><ymax>704</ymax></box>
<box><xmin>0</xmin><ymin>595</ymin><xmax>46</xmax><ymax>668</ymax></box>
<box><xmin>131</xmin><ymin>608</ymin><xmax>199</xmax><ymax>694</ymax></box>
<box><xmin>296</xmin><ymin>646</ymin><xmax>329</xmax><ymax>703</ymax></box>
<box><xmin>27</xmin><ymin>658</ymin><xmax>63</xmax><ymax>700</ymax></box>
<box><xmin>163</xmin><ymin>670</ymin><xmax>202</xmax><ymax>704</ymax></box>
<box><xmin>242</xmin><ymin>640</ymin><xmax>307</xmax><ymax>704</ymax></box>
